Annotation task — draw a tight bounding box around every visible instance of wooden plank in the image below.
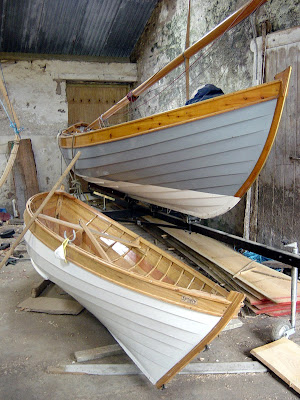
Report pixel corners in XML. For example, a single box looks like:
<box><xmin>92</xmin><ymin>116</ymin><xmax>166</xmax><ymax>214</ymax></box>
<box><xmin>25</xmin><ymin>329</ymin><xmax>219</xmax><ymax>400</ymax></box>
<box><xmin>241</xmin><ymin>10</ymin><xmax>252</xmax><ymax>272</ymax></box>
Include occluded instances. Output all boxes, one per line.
<box><xmin>74</xmin><ymin>344</ymin><xmax>123</xmax><ymax>363</ymax></box>
<box><xmin>12</xmin><ymin>138</ymin><xmax>39</xmax><ymax>215</ymax></box>
<box><xmin>147</xmin><ymin>217</ymin><xmax>300</xmax><ymax>304</ymax></box>
<box><xmin>48</xmin><ymin>361</ymin><xmax>267</xmax><ymax>376</ymax></box>
<box><xmin>251</xmin><ymin>338</ymin><xmax>300</xmax><ymax>394</ymax></box>
<box><xmin>17</xmin><ymin>297</ymin><xmax>84</xmax><ymax>315</ymax></box>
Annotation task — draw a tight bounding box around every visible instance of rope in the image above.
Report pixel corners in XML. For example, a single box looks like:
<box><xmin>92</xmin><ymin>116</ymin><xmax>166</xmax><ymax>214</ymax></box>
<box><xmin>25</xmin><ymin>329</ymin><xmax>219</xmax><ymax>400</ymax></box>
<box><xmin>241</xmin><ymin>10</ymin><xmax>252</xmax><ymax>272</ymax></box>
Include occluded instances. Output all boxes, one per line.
<box><xmin>0</xmin><ymin>98</ymin><xmax>22</xmax><ymax>136</ymax></box>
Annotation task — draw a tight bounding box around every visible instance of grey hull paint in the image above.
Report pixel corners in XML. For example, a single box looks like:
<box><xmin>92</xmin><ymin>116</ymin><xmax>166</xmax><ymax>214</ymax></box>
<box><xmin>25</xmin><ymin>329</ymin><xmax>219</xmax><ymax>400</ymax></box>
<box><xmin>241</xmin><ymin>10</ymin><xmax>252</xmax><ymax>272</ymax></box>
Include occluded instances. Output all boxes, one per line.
<box><xmin>62</xmin><ymin>100</ymin><xmax>276</xmax><ymax>195</ymax></box>
<box><xmin>61</xmin><ymin>99</ymin><xmax>277</xmax><ymax>216</ymax></box>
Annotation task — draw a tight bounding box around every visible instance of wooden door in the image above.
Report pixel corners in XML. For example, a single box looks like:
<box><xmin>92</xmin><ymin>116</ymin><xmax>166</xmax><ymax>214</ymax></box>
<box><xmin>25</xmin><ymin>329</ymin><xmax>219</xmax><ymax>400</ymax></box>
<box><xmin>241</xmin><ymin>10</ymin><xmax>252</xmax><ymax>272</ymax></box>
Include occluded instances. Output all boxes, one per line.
<box><xmin>253</xmin><ymin>27</ymin><xmax>300</xmax><ymax>247</ymax></box>
<box><xmin>67</xmin><ymin>82</ymin><xmax>130</xmax><ymax>126</ymax></box>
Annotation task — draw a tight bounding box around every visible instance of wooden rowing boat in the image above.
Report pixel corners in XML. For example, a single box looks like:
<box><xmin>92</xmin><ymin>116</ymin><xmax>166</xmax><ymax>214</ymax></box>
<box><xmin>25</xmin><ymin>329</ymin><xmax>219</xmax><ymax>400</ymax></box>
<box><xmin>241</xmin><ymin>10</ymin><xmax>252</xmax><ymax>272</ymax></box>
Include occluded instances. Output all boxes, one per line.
<box><xmin>24</xmin><ymin>191</ymin><xmax>244</xmax><ymax>387</ymax></box>
<box><xmin>57</xmin><ymin>0</ymin><xmax>291</xmax><ymax>219</ymax></box>
<box><xmin>59</xmin><ymin>67</ymin><xmax>291</xmax><ymax>219</ymax></box>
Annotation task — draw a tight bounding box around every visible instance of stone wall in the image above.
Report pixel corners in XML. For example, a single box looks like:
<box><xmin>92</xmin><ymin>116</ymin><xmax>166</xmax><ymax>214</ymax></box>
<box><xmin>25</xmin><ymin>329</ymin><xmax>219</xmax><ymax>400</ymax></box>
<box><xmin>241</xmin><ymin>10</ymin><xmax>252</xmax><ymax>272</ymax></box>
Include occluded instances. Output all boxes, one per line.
<box><xmin>130</xmin><ymin>0</ymin><xmax>299</xmax><ymax>235</ymax></box>
<box><xmin>0</xmin><ymin>60</ymin><xmax>137</xmax><ymax>213</ymax></box>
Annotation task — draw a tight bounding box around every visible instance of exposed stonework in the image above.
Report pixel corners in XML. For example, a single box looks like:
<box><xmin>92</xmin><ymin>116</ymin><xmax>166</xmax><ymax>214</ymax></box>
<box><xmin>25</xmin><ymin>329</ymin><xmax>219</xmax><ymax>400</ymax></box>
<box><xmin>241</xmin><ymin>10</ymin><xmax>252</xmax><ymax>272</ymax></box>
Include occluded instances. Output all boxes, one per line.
<box><xmin>0</xmin><ymin>60</ymin><xmax>137</xmax><ymax>212</ymax></box>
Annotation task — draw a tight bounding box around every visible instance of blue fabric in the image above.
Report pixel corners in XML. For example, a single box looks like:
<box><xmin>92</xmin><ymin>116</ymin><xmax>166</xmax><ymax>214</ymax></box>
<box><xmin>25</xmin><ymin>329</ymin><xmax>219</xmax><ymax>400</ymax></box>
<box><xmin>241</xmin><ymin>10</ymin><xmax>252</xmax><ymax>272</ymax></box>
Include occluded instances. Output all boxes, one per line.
<box><xmin>240</xmin><ymin>250</ymin><xmax>271</xmax><ymax>264</ymax></box>
<box><xmin>185</xmin><ymin>84</ymin><xmax>224</xmax><ymax>105</ymax></box>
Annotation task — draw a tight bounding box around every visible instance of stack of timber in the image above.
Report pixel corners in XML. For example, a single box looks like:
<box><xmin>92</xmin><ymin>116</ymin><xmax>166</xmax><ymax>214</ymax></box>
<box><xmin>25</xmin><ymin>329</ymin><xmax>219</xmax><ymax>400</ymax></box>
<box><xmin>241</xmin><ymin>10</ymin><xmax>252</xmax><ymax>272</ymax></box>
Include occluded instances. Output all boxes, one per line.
<box><xmin>143</xmin><ymin>217</ymin><xmax>300</xmax><ymax>316</ymax></box>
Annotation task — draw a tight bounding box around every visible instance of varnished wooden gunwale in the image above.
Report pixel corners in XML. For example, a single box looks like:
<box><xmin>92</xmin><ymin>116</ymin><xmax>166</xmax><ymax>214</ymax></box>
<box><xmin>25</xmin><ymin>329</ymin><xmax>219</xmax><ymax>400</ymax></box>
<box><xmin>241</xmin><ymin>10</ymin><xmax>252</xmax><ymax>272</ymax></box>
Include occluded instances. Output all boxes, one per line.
<box><xmin>235</xmin><ymin>67</ymin><xmax>292</xmax><ymax>197</ymax></box>
<box><xmin>59</xmin><ymin>80</ymin><xmax>281</xmax><ymax>149</ymax></box>
<box><xmin>25</xmin><ymin>191</ymin><xmax>237</xmax><ymax>316</ymax></box>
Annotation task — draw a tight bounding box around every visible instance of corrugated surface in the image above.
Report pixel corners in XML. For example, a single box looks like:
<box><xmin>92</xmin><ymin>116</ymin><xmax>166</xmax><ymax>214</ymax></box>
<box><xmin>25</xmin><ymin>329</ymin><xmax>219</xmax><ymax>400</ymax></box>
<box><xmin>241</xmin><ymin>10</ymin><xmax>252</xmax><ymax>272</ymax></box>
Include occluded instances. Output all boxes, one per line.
<box><xmin>0</xmin><ymin>0</ymin><xmax>158</xmax><ymax>58</ymax></box>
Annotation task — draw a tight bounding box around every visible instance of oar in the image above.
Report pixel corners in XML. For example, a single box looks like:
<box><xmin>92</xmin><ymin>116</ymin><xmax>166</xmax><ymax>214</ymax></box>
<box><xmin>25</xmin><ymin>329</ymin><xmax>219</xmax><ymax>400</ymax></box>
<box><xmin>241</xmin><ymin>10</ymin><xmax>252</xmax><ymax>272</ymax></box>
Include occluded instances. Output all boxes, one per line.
<box><xmin>0</xmin><ymin>151</ymin><xmax>81</xmax><ymax>270</ymax></box>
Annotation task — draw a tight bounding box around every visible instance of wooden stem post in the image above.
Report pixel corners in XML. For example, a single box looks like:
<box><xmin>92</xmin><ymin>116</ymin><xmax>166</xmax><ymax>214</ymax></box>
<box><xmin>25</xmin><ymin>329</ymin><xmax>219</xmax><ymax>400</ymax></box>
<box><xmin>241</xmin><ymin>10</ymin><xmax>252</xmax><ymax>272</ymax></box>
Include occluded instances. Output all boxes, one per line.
<box><xmin>0</xmin><ymin>152</ymin><xmax>81</xmax><ymax>270</ymax></box>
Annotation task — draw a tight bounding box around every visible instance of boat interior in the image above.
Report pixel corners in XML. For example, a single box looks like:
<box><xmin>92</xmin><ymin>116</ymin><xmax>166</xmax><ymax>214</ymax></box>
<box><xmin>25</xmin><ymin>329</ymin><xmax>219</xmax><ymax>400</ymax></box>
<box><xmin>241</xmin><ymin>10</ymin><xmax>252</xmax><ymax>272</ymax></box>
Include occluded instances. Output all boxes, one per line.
<box><xmin>29</xmin><ymin>191</ymin><xmax>228</xmax><ymax>299</ymax></box>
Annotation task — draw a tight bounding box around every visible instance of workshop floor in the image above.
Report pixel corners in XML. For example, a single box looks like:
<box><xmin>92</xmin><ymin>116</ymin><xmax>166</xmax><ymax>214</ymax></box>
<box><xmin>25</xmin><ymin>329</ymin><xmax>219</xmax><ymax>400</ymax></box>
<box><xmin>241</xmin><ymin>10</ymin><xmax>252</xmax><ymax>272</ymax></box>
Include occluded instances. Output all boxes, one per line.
<box><xmin>0</xmin><ymin>224</ymin><xmax>299</xmax><ymax>400</ymax></box>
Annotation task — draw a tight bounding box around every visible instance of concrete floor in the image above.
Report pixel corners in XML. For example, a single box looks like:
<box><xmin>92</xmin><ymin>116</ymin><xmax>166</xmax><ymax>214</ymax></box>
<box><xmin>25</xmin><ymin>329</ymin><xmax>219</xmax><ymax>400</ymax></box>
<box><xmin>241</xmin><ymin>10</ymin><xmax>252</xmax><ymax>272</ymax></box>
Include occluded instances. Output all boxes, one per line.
<box><xmin>0</xmin><ymin>226</ymin><xmax>299</xmax><ymax>400</ymax></box>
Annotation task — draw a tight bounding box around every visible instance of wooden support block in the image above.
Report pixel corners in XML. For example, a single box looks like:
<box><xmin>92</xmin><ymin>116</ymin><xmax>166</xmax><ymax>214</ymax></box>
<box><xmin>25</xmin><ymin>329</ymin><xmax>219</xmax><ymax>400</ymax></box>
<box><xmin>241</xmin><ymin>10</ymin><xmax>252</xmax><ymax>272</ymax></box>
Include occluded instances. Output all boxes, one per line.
<box><xmin>251</xmin><ymin>338</ymin><xmax>300</xmax><ymax>394</ymax></box>
<box><xmin>17</xmin><ymin>297</ymin><xmax>84</xmax><ymax>315</ymax></box>
<box><xmin>74</xmin><ymin>344</ymin><xmax>123</xmax><ymax>363</ymax></box>
<box><xmin>47</xmin><ymin>361</ymin><xmax>267</xmax><ymax>376</ymax></box>
<box><xmin>31</xmin><ymin>280</ymin><xmax>52</xmax><ymax>298</ymax></box>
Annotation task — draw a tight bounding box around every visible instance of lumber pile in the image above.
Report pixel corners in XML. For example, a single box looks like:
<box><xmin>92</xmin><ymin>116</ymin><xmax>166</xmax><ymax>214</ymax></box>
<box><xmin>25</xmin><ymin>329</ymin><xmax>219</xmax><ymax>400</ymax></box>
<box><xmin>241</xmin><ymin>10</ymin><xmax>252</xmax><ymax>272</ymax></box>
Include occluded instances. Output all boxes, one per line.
<box><xmin>144</xmin><ymin>217</ymin><xmax>300</xmax><ymax>316</ymax></box>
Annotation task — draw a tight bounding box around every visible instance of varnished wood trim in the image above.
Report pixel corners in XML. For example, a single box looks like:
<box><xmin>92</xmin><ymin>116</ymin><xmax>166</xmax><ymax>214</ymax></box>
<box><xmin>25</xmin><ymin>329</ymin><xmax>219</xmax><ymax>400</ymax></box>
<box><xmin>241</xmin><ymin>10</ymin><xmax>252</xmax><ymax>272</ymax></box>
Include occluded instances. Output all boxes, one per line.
<box><xmin>235</xmin><ymin>67</ymin><xmax>292</xmax><ymax>198</ymax></box>
<box><xmin>155</xmin><ymin>291</ymin><xmax>245</xmax><ymax>388</ymax></box>
<box><xmin>59</xmin><ymin>81</ymin><xmax>280</xmax><ymax>148</ymax></box>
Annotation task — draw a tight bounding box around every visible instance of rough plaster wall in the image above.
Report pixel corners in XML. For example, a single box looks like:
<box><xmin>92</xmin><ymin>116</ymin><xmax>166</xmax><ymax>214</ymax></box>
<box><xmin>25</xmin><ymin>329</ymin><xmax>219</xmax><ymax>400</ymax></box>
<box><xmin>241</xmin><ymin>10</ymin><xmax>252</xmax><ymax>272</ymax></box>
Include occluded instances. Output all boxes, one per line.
<box><xmin>131</xmin><ymin>0</ymin><xmax>299</xmax><ymax>235</ymax></box>
<box><xmin>0</xmin><ymin>60</ymin><xmax>137</xmax><ymax>213</ymax></box>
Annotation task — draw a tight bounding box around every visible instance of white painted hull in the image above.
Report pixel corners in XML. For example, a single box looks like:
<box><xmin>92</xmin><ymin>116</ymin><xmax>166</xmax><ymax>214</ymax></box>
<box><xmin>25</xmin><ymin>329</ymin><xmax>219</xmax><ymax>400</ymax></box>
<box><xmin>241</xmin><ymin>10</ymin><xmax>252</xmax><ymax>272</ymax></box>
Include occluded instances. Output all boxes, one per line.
<box><xmin>25</xmin><ymin>230</ymin><xmax>220</xmax><ymax>385</ymax></box>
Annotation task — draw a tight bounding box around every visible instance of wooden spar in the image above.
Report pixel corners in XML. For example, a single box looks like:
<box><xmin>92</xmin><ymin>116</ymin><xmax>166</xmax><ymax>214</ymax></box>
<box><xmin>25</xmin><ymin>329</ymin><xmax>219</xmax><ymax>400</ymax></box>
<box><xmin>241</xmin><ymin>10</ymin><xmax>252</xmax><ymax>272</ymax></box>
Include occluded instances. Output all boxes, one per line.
<box><xmin>0</xmin><ymin>152</ymin><xmax>81</xmax><ymax>270</ymax></box>
<box><xmin>0</xmin><ymin>75</ymin><xmax>20</xmax><ymax>188</ymax></box>
<box><xmin>87</xmin><ymin>0</ymin><xmax>267</xmax><ymax>130</ymax></box>
<box><xmin>185</xmin><ymin>0</ymin><xmax>191</xmax><ymax>102</ymax></box>
<box><xmin>0</xmin><ymin>77</ymin><xmax>20</xmax><ymax>130</ymax></box>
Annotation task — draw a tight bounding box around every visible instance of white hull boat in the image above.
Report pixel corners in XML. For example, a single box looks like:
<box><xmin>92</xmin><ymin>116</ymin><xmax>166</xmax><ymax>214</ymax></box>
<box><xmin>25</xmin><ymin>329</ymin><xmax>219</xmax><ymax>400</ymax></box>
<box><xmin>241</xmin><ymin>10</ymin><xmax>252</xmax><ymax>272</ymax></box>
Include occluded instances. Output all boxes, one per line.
<box><xmin>24</xmin><ymin>191</ymin><xmax>244</xmax><ymax>387</ymax></box>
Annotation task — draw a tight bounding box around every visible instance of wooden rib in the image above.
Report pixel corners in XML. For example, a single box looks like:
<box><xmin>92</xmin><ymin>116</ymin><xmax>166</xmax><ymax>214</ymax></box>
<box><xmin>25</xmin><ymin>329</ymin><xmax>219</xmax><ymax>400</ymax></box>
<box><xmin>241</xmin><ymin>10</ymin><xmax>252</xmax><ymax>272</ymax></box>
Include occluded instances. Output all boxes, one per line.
<box><xmin>159</xmin><ymin>261</ymin><xmax>173</xmax><ymax>282</ymax></box>
<box><xmin>128</xmin><ymin>248</ymin><xmax>150</xmax><ymax>271</ymax></box>
<box><xmin>111</xmin><ymin>248</ymin><xmax>132</xmax><ymax>263</ymax></box>
<box><xmin>235</xmin><ymin>66</ymin><xmax>292</xmax><ymax>197</ymax></box>
<box><xmin>93</xmin><ymin>230</ymin><xmax>141</xmax><ymax>248</ymax></box>
<box><xmin>174</xmin><ymin>269</ymin><xmax>184</xmax><ymax>286</ymax></box>
<box><xmin>156</xmin><ymin>291</ymin><xmax>245</xmax><ymax>388</ymax></box>
<box><xmin>145</xmin><ymin>254</ymin><xmax>163</xmax><ymax>277</ymax></box>
<box><xmin>79</xmin><ymin>219</ymin><xmax>112</xmax><ymax>262</ymax></box>
<box><xmin>186</xmin><ymin>276</ymin><xmax>195</xmax><ymax>289</ymax></box>
<box><xmin>86</xmin><ymin>215</ymin><xmax>98</xmax><ymax>227</ymax></box>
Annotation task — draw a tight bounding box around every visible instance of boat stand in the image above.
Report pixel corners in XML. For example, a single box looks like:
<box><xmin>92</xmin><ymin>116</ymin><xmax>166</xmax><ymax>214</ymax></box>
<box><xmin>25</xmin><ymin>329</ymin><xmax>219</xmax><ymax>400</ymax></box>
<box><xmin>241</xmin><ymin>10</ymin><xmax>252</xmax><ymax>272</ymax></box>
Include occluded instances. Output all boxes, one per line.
<box><xmin>94</xmin><ymin>185</ymin><xmax>300</xmax><ymax>269</ymax></box>
<box><xmin>271</xmin><ymin>242</ymin><xmax>298</xmax><ymax>341</ymax></box>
